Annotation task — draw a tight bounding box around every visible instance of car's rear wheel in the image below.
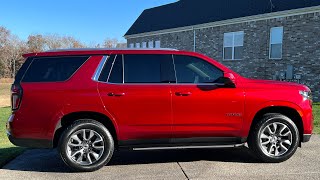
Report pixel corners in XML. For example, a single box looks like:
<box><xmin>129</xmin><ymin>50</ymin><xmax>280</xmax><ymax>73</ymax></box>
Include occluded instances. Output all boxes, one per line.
<box><xmin>248</xmin><ymin>113</ymin><xmax>300</xmax><ymax>163</ymax></box>
<box><xmin>58</xmin><ymin>119</ymin><xmax>114</xmax><ymax>172</ymax></box>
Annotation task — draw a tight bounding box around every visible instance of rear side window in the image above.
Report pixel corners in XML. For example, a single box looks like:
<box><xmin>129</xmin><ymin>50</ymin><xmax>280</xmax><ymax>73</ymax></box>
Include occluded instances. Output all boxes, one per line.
<box><xmin>108</xmin><ymin>55</ymin><xmax>123</xmax><ymax>83</ymax></box>
<box><xmin>14</xmin><ymin>57</ymin><xmax>33</xmax><ymax>84</ymax></box>
<box><xmin>22</xmin><ymin>56</ymin><xmax>89</xmax><ymax>82</ymax></box>
<box><xmin>123</xmin><ymin>54</ymin><xmax>174</xmax><ymax>83</ymax></box>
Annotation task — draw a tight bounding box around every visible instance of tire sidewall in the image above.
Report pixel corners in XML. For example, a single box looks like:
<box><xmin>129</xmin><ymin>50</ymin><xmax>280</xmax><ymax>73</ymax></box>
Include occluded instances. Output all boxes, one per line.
<box><xmin>59</xmin><ymin>120</ymin><xmax>114</xmax><ymax>172</ymax></box>
<box><xmin>254</xmin><ymin>115</ymin><xmax>300</xmax><ymax>162</ymax></box>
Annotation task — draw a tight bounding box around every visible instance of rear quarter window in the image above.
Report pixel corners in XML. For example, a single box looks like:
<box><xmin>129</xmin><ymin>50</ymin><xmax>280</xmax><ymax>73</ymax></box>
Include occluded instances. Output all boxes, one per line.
<box><xmin>22</xmin><ymin>56</ymin><xmax>89</xmax><ymax>82</ymax></box>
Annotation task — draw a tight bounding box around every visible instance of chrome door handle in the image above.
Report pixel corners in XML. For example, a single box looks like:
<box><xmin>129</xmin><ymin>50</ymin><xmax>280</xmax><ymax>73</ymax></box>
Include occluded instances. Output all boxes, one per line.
<box><xmin>108</xmin><ymin>92</ymin><xmax>126</xmax><ymax>97</ymax></box>
<box><xmin>175</xmin><ymin>92</ymin><xmax>192</xmax><ymax>96</ymax></box>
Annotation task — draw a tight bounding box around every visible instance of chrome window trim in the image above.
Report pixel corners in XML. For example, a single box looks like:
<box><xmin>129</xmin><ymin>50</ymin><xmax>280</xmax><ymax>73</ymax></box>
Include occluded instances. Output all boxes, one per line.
<box><xmin>122</xmin><ymin>54</ymin><xmax>125</xmax><ymax>83</ymax></box>
<box><xmin>92</xmin><ymin>56</ymin><xmax>108</xmax><ymax>82</ymax></box>
<box><xmin>94</xmin><ymin>54</ymin><xmax>226</xmax><ymax>86</ymax></box>
<box><xmin>106</xmin><ymin>55</ymin><xmax>118</xmax><ymax>83</ymax></box>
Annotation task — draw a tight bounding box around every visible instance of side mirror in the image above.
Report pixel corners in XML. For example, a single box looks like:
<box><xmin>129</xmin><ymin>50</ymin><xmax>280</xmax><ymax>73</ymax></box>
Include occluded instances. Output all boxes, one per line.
<box><xmin>214</xmin><ymin>73</ymin><xmax>237</xmax><ymax>88</ymax></box>
<box><xmin>224</xmin><ymin>72</ymin><xmax>237</xmax><ymax>85</ymax></box>
<box><xmin>216</xmin><ymin>77</ymin><xmax>236</xmax><ymax>88</ymax></box>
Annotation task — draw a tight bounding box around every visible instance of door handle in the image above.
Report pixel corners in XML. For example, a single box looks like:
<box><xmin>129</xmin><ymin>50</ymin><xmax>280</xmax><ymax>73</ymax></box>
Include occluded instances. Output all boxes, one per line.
<box><xmin>108</xmin><ymin>92</ymin><xmax>126</xmax><ymax>97</ymax></box>
<box><xmin>175</xmin><ymin>92</ymin><xmax>192</xmax><ymax>96</ymax></box>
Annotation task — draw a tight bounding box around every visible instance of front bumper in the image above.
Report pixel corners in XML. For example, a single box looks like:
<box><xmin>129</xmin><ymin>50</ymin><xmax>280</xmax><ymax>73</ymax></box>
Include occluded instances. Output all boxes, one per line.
<box><xmin>302</xmin><ymin>134</ymin><xmax>312</xmax><ymax>143</ymax></box>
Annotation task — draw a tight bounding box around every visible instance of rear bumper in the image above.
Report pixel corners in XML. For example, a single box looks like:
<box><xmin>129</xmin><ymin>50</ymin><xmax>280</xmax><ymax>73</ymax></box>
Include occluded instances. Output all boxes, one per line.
<box><xmin>302</xmin><ymin>134</ymin><xmax>312</xmax><ymax>143</ymax></box>
<box><xmin>7</xmin><ymin>114</ymin><xmax>53</xmax><ymax>149</ymax></box>
<box><xmin>7</xmin><ymin>134</ymin><xmax>53</xmax><ymax>149</ymax></box>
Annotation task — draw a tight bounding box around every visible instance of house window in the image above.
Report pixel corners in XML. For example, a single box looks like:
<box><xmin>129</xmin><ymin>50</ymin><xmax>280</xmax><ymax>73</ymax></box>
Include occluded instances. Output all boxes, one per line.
<box><xmin>155</xmin><ymin>40</ymin><xmax>161</xmax><ymax>48</ymax></box>
<box><xmin>148</xmin><ymin>41</ymin><xmax>154</xmax><ymax>48</ymax></box>
<box><xmin>135</xmin><ymin>43</ymin><xmax>141</xmax><ymax>48</ymax></box>
<box><xmin>129</xmin><ymin>43</ymin><xmax>134</xmax><ymax>48</ymax></box>
<box><xmin>270</xmin><ymin>27</ymin><xmax>283</xmax><ymax>59</ymax></box>
<box><xmin>223</xmin><ymin>31</ymin><xmax>244</xmax><ymax>60</ymax></box>
<box><xmin>142</xmin><ymin>42</ymin><xmax>147</xmax><ymax>48</ymax></box>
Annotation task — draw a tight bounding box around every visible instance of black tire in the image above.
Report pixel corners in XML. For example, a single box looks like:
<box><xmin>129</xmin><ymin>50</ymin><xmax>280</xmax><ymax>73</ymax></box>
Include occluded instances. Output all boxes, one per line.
<box><xmin>248</xmin><ymin>113</ymin><xmax>300</xmax><ymax>163</ymax></box>
<box><xmin>58</xmin><ymin>119</ymin><xmax>114</xmax><ymax>172</ymax></box>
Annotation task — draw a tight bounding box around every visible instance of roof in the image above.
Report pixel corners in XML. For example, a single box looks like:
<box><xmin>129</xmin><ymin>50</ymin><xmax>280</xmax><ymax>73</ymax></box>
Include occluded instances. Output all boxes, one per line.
<box><xmin>23</xmin><ymin>48</ymin><xmax>180</xmax><ymax>58</ymax></box>
<box><xmin>125</xmin><ymin>0</ymin><xmax>320</xmax><ymax>36</ymax></box>
<box><xmin>45</xmin><ymin>48</ymin><xmax>178</xmax><ymax>52</ymax></box>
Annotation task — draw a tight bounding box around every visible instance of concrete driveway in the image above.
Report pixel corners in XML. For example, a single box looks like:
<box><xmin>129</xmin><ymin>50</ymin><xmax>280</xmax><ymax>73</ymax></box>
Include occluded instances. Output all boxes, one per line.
<box><xmin>1</xmin><ymin>135</ymin><xmax>320</xmax><ymax>180</ymax></box>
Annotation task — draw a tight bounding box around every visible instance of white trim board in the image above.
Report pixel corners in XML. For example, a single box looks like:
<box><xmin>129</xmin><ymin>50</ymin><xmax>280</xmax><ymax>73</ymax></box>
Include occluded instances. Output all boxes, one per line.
<box><xmin>125</xmin><ymin>5</ymin><xmax>320</xmax><ymax>39</ymax></box>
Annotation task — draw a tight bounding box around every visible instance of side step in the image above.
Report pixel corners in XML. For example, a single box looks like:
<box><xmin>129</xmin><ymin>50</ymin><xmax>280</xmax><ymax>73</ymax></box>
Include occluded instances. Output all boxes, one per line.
<box><xmin>133</xmin><ymin>143</ymin><xmax>245</xmax><ymax>151</ymax></box>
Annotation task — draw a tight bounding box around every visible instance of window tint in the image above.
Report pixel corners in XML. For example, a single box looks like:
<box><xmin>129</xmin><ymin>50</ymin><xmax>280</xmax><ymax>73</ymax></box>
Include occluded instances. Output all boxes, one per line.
<box><xmin>22</xmin><ymin>56</ymin><xmax>88</xmax><ymax>82</ymax></box>
<box><xmin>173</xmin><ymin>55</ymin><xmax>223</xmax><ymax>84</ymax></box>
<box><xmin>98</xmin><ymin>55</ymin><xmax>115</xmax><ymax>82</ymax></box>
<box><xmin>108</xmin><ymin>55</ymin><xmax>123</xmax><ymax>83</ymax></box>
<box><xmin>14</xmin><ymin>57</ymin><xmax>33</xmax><ymax>84</ymax></box>
<box><xmin>124</xmin><ymin>54</ymin><xmax>174</xmax><ymax>83</ymax></box>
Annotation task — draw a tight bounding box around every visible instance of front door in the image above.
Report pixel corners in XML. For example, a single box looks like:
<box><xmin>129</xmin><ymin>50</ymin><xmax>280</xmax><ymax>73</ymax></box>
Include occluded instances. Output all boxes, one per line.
<box><xmin>171</xmin><ymin>55</ymin><xmax>245</xmax><ymax>139</ymax></box>
<box><xmin>97</xmin><ymin>54</ymin><xmax>174</xmax><ymax>141</ymax></box>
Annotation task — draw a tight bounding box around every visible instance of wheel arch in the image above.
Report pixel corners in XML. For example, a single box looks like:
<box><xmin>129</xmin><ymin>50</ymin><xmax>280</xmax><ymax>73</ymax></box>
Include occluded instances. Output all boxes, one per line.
<box><xmin>248</xmin><ymin>106</ymin><xmax>303</xmax><ymax>143</ymax></box>
<box><xmin>53</xmin><ymin>111</ymin><xmax>119</xmax><ymax>148</ymax></box>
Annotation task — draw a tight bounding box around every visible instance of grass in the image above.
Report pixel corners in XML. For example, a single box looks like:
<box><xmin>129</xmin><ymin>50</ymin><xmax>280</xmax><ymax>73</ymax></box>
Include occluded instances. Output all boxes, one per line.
<box><xmin>313</xmin><ymin>103</ymin><xmax>320</xmax><ymax>134</ymax></box>
<box><xmin>0</xmin><ymin>107</ymin><xmax>25</xmax><ymax>167</ymax></box>
<box><xmin>0</xmin><ymin>81</ymin><xmax>12</xmax><ymax>108</ymax></box>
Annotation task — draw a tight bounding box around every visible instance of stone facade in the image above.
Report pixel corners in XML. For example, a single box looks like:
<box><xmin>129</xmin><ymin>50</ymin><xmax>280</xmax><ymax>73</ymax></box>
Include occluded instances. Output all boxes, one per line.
<box><xmin>127</xmin><ymin>12</ymin><xmax>320</xmax><ymax>101</ymax></box>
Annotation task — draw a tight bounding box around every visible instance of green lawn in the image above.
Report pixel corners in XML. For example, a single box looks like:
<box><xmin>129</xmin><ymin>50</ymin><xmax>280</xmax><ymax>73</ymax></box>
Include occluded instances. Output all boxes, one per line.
<box><xmin>0</xmin><ymin>104</ymin><xmax>319</xmax><ymax>167</ymax></box>
<box><xmin>313</xmin><ymin>103</ymin><xmax>320</xmax><ymax>134</ymax></box>
<box><xmin>0</xmin><ymin>107</ymin><xmax>25</xmax><ymax>167</ymax></box>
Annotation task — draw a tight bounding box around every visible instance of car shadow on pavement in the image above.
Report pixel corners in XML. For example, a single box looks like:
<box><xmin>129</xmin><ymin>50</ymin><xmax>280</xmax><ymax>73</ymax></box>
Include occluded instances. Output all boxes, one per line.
<box><xmin>2</xmin><ymin>147</ymin><xmax>259</xmax><ymax>173</ymax></box>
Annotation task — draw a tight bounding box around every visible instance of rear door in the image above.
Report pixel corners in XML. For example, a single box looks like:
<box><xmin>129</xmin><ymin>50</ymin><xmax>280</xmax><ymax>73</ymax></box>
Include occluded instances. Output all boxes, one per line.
<box><xmin>97</xmin><ymin>54</ymin><xmax>175</xmax><ymax>141</ymax></box>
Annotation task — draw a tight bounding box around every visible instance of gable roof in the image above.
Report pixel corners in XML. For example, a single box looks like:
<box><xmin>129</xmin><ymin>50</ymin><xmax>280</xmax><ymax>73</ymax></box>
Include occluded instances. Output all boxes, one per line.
<box><xmin>125</xmin><ymin>0</ymin><xmax>320</xmax><ymax>36</ymax></box>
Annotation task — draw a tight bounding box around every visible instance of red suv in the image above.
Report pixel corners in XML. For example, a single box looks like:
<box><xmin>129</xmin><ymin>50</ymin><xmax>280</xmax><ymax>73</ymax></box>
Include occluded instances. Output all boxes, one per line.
<box><xmin>7</xmin><ymin>49</ymin><xmax>313</xmax><ymax>171</ymax></box>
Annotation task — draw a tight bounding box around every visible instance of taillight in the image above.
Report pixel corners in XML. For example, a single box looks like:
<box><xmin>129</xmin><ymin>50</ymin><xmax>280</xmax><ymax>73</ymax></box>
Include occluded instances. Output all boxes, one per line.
<box><xmin>11</xmin><ymin>84</ymin><xmax>23</xmax><ymax>111</ymax></box>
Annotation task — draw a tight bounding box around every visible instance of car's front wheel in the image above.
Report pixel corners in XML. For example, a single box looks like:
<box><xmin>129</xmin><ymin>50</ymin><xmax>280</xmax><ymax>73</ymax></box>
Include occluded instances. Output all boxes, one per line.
<box><xmin>58</xmin><ymin>119</ymin><xmax>114</xmax><ymax>172</ymax></box>
<box><xmin>248</xmin><ymin>113</ymin><xmax>300</xmax><ymax>163</ymax></box>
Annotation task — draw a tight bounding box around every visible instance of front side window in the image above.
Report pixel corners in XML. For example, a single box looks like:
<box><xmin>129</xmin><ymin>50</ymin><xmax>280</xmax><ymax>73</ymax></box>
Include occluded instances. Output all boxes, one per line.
<box><xmin>223</xmin><ymin>31</ymin><xmax>244</xmax><ymax>60</ymax></box>
<box><xmin>124</xmin><ymin>54</ymin><xmax>174</xmax><ymax>83</ymax></box>
<box><xmin>270</xmin><ymin>27</ymin><xmax>283</xmax><ymax>59</ymax></box>
<box><xmin>173</xmin><ymin>55</ymin><xmax>223</xmax><ymax>84</ymax></box>
<box><xmin>129</xmin><ymin>43</ymin><xmax>134</xmax><ymax>48</ymax></box>
<box><xmin>135</xmin><ymin>43</ymin><xmax>141</xmax><ymax>48</ymax></box>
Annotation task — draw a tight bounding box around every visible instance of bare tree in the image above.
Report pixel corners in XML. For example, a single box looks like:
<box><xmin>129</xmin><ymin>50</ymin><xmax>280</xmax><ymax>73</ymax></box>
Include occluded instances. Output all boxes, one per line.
<box><xmin>102</xmin><ymin>38</ymin><xmax>118</xmax><ymax>48</ymax></box>
<box><xmin>0</xmin><ymin>26</ymin><xmax>126</xmax><ymax>78</ymax></box>
<box><xmin>27</xmin><ymin>34</ymin><xmax>46</xmax><ymax>52</ymax></box>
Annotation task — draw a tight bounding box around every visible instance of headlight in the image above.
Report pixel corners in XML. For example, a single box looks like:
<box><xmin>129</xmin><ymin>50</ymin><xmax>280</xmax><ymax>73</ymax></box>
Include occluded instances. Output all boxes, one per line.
<box><xmin>299</xmin><ymin>90</ymin><xmax>312</xmax><ymax>101</ymax></box>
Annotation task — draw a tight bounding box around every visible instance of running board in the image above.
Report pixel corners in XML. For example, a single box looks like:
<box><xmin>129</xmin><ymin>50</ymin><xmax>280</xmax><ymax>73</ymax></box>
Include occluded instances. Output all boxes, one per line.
<box><xmin>133</xmin><ymin>143</ymin><xmax>245</xmax><ymax>151</ymax></box>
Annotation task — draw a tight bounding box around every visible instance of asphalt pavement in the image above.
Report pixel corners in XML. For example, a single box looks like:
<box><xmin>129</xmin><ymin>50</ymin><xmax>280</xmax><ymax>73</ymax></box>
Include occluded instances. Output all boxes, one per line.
<box><xmin>1</xmin><ymin>135</ymin><xmax>320</xmax><ymax>180</ymax></box>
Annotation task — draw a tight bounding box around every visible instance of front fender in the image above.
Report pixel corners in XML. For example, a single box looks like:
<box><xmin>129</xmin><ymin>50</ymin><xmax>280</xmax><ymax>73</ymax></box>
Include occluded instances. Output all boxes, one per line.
<box><xmin>241</xmin><ymin>100</ymin><xmax>303</xmax><ymax>137</ymax></box>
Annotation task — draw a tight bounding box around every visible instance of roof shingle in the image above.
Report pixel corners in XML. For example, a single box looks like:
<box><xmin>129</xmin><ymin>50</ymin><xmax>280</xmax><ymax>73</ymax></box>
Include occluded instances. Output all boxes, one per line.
<box><xmin>125</xmin><ymin>0</ymin><xmax>320</xmax><ymax>36</ymax></box>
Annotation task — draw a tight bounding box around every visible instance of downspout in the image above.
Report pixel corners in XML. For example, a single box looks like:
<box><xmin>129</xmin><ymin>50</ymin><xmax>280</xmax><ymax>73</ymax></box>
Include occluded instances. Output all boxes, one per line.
<box><xmin>193</xmin><ymin>27</ymin><xmax>196</xmax><ymax>52</ymax></box>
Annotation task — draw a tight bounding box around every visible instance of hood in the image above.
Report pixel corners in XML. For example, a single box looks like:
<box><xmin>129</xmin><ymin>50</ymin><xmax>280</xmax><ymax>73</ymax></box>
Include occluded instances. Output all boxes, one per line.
<box><xmin>241</xmin><ymin>78</ymin><xmax>310</xmax><ymax>91</ymax></box>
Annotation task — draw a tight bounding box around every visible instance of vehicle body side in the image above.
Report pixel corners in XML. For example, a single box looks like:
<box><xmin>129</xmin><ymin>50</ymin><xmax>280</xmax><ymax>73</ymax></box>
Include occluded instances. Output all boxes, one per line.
<box><xmin>8</xmin><ymin>49</ymin><xmax>313</xmax><ymax>148</ymax></box>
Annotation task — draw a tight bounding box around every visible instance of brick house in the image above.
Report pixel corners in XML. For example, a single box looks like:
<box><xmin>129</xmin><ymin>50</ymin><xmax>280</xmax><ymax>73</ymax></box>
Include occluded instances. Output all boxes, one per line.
<box><xmin>125</xmin><ymin>0</ymin><xmax>320</xmax><ymax>101</ymax></box>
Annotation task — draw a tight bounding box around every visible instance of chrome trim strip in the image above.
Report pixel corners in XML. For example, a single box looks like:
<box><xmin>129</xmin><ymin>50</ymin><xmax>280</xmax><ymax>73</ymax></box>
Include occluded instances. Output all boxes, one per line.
<box><xmin>92</xmin><ymin>56</ymin><xmax>108</xmax><ymax>81</ymax></box>
<box><xmin>133</xmin><ymin>143</ymin><xmax>245</xmax><ymax>151</ymax></box>
<box><xmin>106</xmin><ymin>55</ymin><xmax>118</xmax><ymax>82</ymax></box>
